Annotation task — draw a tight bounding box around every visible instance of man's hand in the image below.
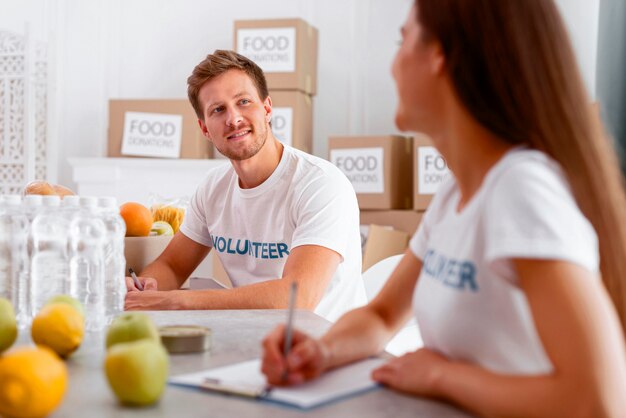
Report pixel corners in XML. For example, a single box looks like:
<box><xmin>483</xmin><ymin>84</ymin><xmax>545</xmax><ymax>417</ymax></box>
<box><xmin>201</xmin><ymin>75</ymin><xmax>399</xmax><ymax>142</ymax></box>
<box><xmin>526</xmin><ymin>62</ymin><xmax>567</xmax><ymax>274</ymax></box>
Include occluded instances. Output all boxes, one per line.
<box><xmin>371</xmin><ymin>348</ymin><xmax>449</xmax><ymax>397</ymax></box>
<box><xmin>125</xmin><ymin>275</ymin><xmax>158</xmax><ymax>291</ymax></box>
<box><xmin>125</xmin><ymin>289</ymin><xmax>185</xmax><ymax>310</ymax></box>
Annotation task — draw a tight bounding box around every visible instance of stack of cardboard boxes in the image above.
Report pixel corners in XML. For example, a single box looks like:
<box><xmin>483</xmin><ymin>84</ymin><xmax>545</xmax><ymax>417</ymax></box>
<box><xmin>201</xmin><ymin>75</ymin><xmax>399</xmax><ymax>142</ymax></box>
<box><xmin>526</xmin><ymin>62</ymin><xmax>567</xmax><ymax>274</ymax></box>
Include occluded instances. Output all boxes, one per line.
<box><xmin>234</xmin><ymin>18</ymin><xmax>318</xmax><ymax>153</ymax></box>
<box><xmin>329</xmin><ymin>133</ymin><xmax>449</xmax><ymax>271</ymax></box>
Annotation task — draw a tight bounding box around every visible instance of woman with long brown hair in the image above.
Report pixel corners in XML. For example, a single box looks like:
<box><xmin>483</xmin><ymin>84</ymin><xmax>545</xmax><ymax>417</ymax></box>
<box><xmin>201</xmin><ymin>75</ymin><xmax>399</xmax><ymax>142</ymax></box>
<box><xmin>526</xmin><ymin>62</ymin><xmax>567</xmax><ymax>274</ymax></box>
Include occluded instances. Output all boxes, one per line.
<box><xmin>261</xmin><ymin>0</ymin><xmax>626</xmax><ymax>415</ymax></box>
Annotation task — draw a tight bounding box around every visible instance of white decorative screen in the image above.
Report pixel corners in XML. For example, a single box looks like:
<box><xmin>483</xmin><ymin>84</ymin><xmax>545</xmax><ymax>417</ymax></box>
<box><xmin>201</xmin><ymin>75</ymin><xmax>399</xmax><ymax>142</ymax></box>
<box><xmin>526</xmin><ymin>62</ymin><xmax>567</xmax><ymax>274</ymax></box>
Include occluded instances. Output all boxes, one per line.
<box><xmin>0</xmin><ymin>29</ymin><xmax>48</xmax><ymax>195</ymax></box>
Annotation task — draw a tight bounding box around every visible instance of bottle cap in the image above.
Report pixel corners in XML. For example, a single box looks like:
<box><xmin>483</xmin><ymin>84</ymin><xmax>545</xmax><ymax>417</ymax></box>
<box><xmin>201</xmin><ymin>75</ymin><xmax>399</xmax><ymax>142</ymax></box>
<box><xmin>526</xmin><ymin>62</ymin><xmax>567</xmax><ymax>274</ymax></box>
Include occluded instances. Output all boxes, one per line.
<box><xmin>63</xmin><ymin>195</ymin><xmax>80</xmax><ymax>206</ymax></box>
<box><xmin>159</xmin><ymin>325</ymin><xmax>212</xmax><ymax>354</ymax></box>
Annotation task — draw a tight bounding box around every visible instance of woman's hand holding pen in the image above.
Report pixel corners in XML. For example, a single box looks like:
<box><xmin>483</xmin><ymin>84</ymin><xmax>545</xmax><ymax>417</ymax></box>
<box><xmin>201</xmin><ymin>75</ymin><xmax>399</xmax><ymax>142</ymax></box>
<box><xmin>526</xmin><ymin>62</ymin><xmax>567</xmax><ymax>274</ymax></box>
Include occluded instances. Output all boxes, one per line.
<box><xmin>261</xmin><ymin>325</ymin><xmax>331</xmax><ymax>386</ymax></box>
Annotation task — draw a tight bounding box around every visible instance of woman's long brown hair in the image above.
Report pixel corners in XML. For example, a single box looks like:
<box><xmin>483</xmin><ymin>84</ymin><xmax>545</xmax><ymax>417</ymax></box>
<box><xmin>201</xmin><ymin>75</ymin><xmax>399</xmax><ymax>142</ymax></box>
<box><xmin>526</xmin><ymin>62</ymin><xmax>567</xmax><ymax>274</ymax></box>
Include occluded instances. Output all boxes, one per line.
<box><xmin>417</xmin><ymin>0</ymin><xmax>626</xmax><ymax>335</ymax></box>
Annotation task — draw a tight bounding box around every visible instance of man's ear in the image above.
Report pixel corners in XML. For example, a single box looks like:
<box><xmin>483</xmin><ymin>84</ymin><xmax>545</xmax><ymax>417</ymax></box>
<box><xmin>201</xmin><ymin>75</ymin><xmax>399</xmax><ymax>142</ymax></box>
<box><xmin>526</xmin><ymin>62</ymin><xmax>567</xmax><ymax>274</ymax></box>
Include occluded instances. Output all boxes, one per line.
<box><xmin>197</xmin><ymin>118</ymin><xmax>212</xmax><ymax>142</ymax></box>
<box><xmin>263</xmin><ymin>95</ymin><xmax>273</xmax><ymax>123</ymax></box>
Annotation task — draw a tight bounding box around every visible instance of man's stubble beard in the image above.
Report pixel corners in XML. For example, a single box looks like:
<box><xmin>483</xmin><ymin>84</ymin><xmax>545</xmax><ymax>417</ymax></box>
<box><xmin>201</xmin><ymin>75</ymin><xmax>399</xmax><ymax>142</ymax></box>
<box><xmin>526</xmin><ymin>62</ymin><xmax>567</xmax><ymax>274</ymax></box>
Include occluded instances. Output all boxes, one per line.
<box><xmin>217</xmin><ymin>123</ymin><xmax>269</xmax><ymax>161</ymax></box>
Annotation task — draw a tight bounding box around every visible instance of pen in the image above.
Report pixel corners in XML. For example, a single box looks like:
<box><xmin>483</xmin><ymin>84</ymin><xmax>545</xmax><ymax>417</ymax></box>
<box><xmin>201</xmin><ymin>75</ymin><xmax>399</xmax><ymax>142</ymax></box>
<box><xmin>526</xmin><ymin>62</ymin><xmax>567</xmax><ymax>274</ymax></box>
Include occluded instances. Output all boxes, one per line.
<box><xmin>128</xmin><ymin>268</ymin><xmax>144</xmax><ymax>291</ymax></box>
<box><xmin>282</xmin><ymin>281</ymin><xmax>298</xmax><ymax>383</ymax></box>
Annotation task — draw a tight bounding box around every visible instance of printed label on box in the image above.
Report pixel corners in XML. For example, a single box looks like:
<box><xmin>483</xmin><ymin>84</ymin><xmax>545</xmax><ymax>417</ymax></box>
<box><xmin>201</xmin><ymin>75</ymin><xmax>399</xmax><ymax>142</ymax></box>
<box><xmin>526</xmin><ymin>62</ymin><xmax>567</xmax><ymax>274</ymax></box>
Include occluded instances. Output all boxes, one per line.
<box><xmin>121</xmin><ymin>112</ymin><xmax>183</xmax><ymax>158</ymax></box>
<box><xmin>331</xmin><ymin>147</ymin><xmax>384</xmax><ymax>194</ymax></box>
<box><xmin>237</xmin><ymin>28</ymin><xmax>296</xmax><ymax>72</ymax></box>
<box><xmin>418</xmin><ymin>146</ymin><xmax>449</xmax><ymax>194</ymax></box>
<box><xmin>271</xmin><ymin>107</ymin><xmax>293</xmax><ymax>146</ymax></box>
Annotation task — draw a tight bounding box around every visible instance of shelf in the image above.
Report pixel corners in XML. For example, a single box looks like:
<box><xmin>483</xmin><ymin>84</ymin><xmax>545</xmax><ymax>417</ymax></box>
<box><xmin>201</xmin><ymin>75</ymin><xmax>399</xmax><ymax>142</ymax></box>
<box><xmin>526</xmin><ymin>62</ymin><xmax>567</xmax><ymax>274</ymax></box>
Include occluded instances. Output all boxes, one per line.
<box><xmin>68</xmin><ymin>157</ymin><xmax>228</xmax><ymax>206</ymax></box>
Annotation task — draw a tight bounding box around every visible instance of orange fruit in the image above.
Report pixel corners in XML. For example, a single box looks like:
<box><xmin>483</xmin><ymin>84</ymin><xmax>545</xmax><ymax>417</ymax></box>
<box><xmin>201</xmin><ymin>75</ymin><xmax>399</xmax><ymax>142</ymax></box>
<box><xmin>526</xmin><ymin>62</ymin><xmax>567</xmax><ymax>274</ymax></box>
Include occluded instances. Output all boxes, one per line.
<box><xmin>120</xmin><ymin>202</ymin><xmax>153</xmax><ymax>237</ymax></box>
<box><xmin>32</xmin><ymin>303</ymin><xmax>85</xmax><ymax>358</ymax></box>
<box><xmin>0</xmin><ymin>346</ymin><xmax>68</xmax><ymax>418</ymax></box>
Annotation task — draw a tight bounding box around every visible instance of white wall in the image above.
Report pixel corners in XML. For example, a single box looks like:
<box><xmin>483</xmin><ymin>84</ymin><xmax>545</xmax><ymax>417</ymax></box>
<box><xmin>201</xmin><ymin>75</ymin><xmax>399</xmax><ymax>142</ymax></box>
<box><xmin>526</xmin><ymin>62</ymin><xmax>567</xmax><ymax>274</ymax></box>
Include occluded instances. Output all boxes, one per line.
<box><xmin>554</xmin><ymin>0</ymin><xmax>600</xmax><ymax>99</ymax></box>
<box><xmin>0</xmin><ymin>0</ymin><xmax>600</xmax><ymax>190</ymax></box>
<box><xmin>596</xmin><ymin>0</ymin><xmax>626</xmax><ymax>163</ymax></box>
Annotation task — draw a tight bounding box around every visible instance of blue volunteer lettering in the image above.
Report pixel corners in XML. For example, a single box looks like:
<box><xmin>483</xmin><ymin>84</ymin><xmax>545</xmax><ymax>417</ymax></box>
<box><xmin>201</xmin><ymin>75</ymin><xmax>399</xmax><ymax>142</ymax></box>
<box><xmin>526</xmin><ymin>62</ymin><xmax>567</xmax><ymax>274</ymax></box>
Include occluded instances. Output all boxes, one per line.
<box><xmin>422</xmin><ymin>249</ymin><xmax>479</xmax><ymax>292</ymax></box>
<box><xmin>210</xmin><ymin>235</ymin><xmax>290</xmax><ymax>260</ymax></box>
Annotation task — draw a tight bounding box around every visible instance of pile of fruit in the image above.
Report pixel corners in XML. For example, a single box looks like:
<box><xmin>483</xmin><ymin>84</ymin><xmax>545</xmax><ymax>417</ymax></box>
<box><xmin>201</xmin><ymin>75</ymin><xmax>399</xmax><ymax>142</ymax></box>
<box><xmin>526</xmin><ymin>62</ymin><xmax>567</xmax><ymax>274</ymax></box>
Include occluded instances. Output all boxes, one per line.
<box><xmin>0</xmin><ymin>298</ymin><xmax>170</xmax><ymax>415</ymax></box>
<box><xmin>120</xmin><ymin>202</ymin><xmax>185</xmax><ymax>237</ymax></box>
<box><xmin>0</xmin><ymin>295</ymin><xmax>83</xmax><ymax>417</ymax></box>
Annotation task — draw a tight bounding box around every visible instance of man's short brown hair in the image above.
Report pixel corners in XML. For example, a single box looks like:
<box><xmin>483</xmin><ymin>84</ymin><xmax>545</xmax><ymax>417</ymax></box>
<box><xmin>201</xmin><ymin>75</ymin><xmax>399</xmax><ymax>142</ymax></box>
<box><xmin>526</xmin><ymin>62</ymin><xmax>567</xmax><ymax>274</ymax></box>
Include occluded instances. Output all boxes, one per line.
<box><xmin>187</xmin><ymin>50</ymin><xmax>269</xmax><ymax>120</ymax></box>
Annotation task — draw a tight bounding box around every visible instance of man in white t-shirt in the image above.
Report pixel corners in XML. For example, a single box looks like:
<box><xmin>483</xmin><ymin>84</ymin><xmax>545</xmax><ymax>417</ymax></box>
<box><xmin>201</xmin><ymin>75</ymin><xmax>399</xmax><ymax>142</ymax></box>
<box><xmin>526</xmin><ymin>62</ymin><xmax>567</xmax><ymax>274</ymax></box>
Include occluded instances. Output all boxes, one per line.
<box><xmin>124</xmin><ymin>50</ymin><xmax>366</xmax><ymax>321</ymax></box>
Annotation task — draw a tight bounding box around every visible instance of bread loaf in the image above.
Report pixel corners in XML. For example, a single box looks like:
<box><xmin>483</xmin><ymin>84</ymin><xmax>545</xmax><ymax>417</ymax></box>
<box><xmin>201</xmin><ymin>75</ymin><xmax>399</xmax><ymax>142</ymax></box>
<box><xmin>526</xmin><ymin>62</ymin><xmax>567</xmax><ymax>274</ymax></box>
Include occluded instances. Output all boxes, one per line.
<box><xmin>23</xmin><ymin>180</ymin><xmax>75</xmax><ymax>197</ymax></box>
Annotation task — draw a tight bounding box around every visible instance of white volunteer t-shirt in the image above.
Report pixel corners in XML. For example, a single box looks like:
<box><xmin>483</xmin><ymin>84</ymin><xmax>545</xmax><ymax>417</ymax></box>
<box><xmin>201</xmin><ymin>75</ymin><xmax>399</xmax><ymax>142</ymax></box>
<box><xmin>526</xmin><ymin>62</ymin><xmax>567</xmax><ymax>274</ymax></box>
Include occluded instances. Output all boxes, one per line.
<box><xmin>180</xmin><ymin>145</ymin><xmax>366</xmax><ymax>322</ymax></box>
<box><xmin>410</xmin><ymin>148</ymin><xmax>599</xmax><ymax>374</ymax></box>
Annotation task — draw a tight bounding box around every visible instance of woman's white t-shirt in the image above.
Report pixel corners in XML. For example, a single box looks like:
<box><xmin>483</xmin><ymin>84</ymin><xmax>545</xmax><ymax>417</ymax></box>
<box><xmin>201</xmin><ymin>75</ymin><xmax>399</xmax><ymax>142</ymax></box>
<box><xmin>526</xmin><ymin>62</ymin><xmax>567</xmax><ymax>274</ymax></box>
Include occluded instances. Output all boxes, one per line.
<box><xmin>410</xmin><ymin>148</ymin><xmax>599</xmax><ymax>374</ymax></box>
<box><xmin>180</xmin><ymin>145</ymin><xmax>366</xmax><ymax>322</ymax></box>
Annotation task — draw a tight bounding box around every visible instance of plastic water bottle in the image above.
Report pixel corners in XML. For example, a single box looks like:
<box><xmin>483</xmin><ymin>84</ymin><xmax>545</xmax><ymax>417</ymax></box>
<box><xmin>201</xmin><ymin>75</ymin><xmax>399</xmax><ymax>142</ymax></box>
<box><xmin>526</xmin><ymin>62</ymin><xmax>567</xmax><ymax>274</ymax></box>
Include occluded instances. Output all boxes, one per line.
<box><xmin>70</xmin><ymin>197</ymin><xmax>107</xmax><ymax>331</ymax></box>
<box><xmin>30</xmin><ymin>195</ymin><xmax>69</xmax><ymax>317</ymax></box>
<box><xmin>22</xmin><ymin>194</ymin><xmax>43</xmax><ymax>222</ymax></box>
<box><xmin>61</xmin><ymin>195</ymin><xmax>81</xmax><ymax>220</ymax></box>
<box><xmin>0</xmin><ymin>196</ymin><xmax>12</xmax><ymax>300</ymax></box>
<box><xmin>17</xmin><ymin>195</ymin><xmax>41</xmax><ymax>327</ymax></box>
<box><xmin>0</xmin><ymin>195</ymin><xmax>31</xmax><ymax>328</ymax></box>
<box><xmin>98</xmin><ymin>197</ymin><xmax>126</xmax><ymax>324</ymax></box>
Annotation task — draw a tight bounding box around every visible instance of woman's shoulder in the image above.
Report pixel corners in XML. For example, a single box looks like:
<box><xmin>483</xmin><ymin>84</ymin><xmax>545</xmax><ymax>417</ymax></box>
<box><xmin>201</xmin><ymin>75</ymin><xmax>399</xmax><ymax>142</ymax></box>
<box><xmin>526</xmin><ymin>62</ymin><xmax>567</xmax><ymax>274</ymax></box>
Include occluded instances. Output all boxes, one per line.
<box><xmin>485</xmin><ymin>148</ymin><xmax>572</xmax><ymax>202</ymax></box>
<box><xmin>481</xmin><ymin>147</ymin><xmax>590</xmax><ymax>234</ymax></box>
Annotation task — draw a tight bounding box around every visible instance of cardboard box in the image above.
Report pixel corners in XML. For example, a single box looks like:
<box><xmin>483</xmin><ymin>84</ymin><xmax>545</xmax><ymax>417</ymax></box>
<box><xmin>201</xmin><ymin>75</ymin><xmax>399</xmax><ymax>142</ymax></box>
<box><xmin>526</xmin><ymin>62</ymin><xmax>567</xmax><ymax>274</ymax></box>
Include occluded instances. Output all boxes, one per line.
<box><xmin>362</xmin><ymin>224</ymin><xmax>409</xmax><ymax>272</ymax></box>
<box><xmin>234</xmin><ymin>18</ymin><xmax>318</xmax><ymax>95</ymax></box>
<box><xmin>360</xmin><ymin>210</ymin><xmax>423</xmax><ymax>236</ymax></box>
<box><xmin>329</xmin><ymin>136</ymin><xmax>413</xmax><ymax>209</ymax></box>
<box><xmin>124</xmin><ymin>236</ymin><xmax>172</xmax><ymax>274</ymax></box>
<box><xmin>108</xmin><ymin>99</ymin><xmax>212</xmax><ymax>159</ymax></box>
<box><xmin>269</xmin><ymin>90</ymin><xmax>313</xmax><ymax>153</ymax></box>
<box><xmin>211</xmin><ymin>251</ymin><xmax>231</xmax><ymax>287</ymax></box>
<box><xmin>413</xmin><ymin>133</ymin><xmax>449</xmax><ymax>210</ymax></box>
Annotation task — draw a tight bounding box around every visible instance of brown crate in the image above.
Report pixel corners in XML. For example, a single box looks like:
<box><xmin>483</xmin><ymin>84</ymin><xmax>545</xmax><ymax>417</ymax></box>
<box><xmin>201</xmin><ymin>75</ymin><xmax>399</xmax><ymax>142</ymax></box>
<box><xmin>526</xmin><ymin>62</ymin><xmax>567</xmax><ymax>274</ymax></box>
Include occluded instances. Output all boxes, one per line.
<box><xmin>329</xmin><ymin>136</ymin><xmax>413</xmax><ymax>209</ymax></box>
<box><xmin>234</xmin><ymin>18</ymin><xmax>318</xmax><ymax>95</ymax></box>
<box><xmin>360</xmin><ymin>210</ymin><xmax>424</xmax><ymax>236</ymax></box>
<box><xmin>362</xmin><ymin>225</ymin><xmax>409</xmax><ymax>272</ymax></box>
<box><xmin>413</xmin><ymin>133</ymin><xmax>449</xmax><ymax>210</ymax></box>
<box><xmin>269</xmin><ymin>90</ymin><xmax>313</xmax><ymax>153</ymax></box>
<box><xmin>108</xmin><ymin>99</ymin><xmax>211</xmax><ymax>159</ymax></box>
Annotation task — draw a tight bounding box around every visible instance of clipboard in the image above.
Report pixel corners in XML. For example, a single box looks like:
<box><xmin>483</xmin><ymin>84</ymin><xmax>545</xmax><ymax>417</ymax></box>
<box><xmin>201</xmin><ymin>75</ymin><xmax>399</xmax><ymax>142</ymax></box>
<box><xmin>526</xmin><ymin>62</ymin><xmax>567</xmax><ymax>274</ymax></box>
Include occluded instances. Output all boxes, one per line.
<box><xmin>169</xmin><ymin>357</ymin><xmax>386</xmax><ymax>409</ymax></box>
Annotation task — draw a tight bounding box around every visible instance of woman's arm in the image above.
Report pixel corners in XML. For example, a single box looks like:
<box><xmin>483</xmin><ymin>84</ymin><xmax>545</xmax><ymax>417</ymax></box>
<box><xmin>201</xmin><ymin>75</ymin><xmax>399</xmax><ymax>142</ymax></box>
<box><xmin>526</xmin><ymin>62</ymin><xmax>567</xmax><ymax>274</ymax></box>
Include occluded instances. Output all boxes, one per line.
<box><xmin>261</xmin><ymin>249</ymin><xmax>422</xmax><ymax>385</ymax></box>
<box><xmin>373</xmin><ymin>259</ymin><xmax>626</xmax><ymax>418</ymax></box>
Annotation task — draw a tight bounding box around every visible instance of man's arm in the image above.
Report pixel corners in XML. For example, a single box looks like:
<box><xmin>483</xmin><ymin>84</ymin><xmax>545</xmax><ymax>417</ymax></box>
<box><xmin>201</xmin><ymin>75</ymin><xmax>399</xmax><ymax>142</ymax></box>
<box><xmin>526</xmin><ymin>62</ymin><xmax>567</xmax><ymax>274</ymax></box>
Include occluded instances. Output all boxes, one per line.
<box><xmin>125</xmin><ymin>244</ymin><xmax>340</xmax><ymax>310</ymax></box>
<box><xmin>133</xmin><ymin>232</ymin><xmax>211</xmax><ymax>291</ymax></box>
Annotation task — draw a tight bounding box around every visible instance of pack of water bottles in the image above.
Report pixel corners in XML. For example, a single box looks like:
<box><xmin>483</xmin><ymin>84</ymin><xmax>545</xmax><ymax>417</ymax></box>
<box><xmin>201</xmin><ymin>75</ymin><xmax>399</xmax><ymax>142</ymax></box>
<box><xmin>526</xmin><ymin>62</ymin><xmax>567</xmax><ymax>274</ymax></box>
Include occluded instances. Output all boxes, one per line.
<box><xmin>0</xmin><ymin>194</ymin><xmax>126</xmax><ymax>332</ymax></box>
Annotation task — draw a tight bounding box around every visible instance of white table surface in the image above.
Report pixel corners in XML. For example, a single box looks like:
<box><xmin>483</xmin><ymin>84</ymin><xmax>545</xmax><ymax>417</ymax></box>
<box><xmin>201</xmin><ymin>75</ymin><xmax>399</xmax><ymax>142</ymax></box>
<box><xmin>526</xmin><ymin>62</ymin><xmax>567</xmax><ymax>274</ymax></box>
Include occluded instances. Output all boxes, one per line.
<box><xmin>16</xmin><ymin>309</ymin><xmax>473</xmax><ymax>417</ymax></box>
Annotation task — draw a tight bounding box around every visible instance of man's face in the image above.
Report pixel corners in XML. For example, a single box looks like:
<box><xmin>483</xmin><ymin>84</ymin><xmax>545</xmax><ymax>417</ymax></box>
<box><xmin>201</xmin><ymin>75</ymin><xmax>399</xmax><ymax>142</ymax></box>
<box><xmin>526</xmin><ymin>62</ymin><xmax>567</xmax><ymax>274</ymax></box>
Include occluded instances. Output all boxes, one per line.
<box><xmin>197</xmin><ymin>69</ymin><xmax>271</xmax><ymax>161</ymax></box>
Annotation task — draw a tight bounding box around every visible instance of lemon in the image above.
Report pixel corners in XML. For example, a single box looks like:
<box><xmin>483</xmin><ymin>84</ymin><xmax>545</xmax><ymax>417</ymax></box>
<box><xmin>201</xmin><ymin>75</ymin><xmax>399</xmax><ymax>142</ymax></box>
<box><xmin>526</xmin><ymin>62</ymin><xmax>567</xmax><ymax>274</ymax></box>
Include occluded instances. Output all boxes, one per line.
<box><xmin>0</xmin><ymin>346</ymin><xmax>67</xmax><ymax>418</ymax></box>
<box><xmin>31</xmin><ymin>303</ymin><xmax>85</xmax><ymax>358</ymax></box>
<box><xmin>45</xmin><ymin>295</ymin><xmax>84</xmax><ymax>318</ymax></box>
<box><xmin>0</xmin><ymin>297</ymin><xmax>17</xmax><ymax>354</ymax></box>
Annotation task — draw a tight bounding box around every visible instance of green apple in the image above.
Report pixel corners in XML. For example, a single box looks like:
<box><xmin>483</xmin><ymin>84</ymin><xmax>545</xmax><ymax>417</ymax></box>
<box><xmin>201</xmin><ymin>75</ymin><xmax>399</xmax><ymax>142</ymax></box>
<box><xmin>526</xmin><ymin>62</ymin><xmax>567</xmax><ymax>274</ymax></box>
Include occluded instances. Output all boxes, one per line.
<box><xmin>45</xmin><ymin>294</ymin><xmax>84</xmax><ymax>317</ymax></box>
<box><xmin>150</xmin><ymin>221</ymin><xmax>174</xmax><ymax>236</ymax></box>
<box><xmin>104</xmin><ymin>339</ymin><xmax>169</xmax><ymax>405</ymax></box>
<box><xmin>0</xmin><ymin>297</ymin><xmax>17</xmax><ymax>354</ymax></box>
<box><xmin>105</xmin><ymin>312</ymin><xmax>160</xmax><ymax>349</ymax></box>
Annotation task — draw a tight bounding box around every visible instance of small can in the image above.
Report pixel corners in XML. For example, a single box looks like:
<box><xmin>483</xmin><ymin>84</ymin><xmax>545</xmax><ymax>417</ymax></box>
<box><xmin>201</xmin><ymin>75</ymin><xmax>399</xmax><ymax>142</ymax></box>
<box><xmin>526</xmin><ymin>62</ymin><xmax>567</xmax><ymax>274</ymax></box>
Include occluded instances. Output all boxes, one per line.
<box><xmin>159</xmin><ymin>325</ymin><xmax>212</xmax><ymax>354</ymax></box>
